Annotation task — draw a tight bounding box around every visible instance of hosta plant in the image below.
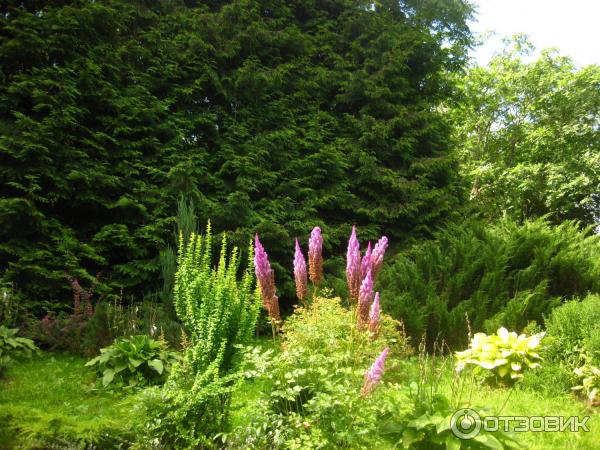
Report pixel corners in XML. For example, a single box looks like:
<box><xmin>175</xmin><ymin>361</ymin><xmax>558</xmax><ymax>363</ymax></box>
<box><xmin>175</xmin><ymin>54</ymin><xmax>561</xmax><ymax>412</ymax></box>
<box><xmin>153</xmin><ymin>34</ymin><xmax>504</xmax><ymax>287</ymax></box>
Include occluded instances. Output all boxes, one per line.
<box><xmin>0</xmin><ymin>325</ymin><xmax>38</xmax><ymax>375</ymax></box>
<box><xmin>572</xmin><ymin>359</ymin><xmax>600</xmax><ymax>407</ymax></box>
<box><xmin>455</xmin><ymin>327</ymin><xmax>544</xmax><ymax>383</ymax></box>
<box><xmin>86</xmin><ymin>334</ymin><xmax>180</xmax><ymax>389</ymax></box>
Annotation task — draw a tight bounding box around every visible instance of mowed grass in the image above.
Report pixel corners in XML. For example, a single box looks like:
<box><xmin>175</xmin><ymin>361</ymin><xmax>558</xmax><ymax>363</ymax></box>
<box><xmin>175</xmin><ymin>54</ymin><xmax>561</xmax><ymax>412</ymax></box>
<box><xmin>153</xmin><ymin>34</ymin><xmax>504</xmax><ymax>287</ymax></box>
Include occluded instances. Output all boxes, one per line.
<box><xmin>0</xmin><ymin>352</ymin><xmax>139</xmax><ymax>449</ymax></box>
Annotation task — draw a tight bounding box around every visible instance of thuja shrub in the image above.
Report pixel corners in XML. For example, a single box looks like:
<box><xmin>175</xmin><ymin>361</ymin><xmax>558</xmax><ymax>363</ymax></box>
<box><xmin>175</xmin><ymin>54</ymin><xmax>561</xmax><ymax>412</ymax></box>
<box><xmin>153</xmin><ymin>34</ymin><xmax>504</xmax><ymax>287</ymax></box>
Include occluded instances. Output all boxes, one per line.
<box><xmin>228</xmin><ymin>295</ymin><xmax>411</xmax><ymax>449</ymax></box>
<box><xmin>143</xmin><ymin>224</ymin><xmax>261</xmax><ymax>448</ymax></box>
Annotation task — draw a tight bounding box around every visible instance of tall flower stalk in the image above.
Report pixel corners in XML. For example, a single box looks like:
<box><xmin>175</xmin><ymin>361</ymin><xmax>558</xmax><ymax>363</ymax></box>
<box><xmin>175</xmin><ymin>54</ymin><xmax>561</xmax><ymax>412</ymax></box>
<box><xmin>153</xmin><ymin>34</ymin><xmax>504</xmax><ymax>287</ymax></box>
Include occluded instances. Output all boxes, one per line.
<box><xmin>371</xmin><ymin>236</ymin><xmax>388</xmax><ymax>279</ymax></box>
<box><xmin>361</xmin><ymin>347</ymin><xmax>390</xmax><ymax>396</ymax></box>
<box><xmin>369</xmin><ymin>292</ymin><xmax>380</xmax><ymax>335</ymax></box>
<box><xmin>293</xmin><ymin>239</ymin><xmax>308</xmax><ymax>304</ymax></box>
<box><xmin>308</xmin><ymin>226</ymin><xmax>323</xmax><ymax>286</ymax></box>
<box><xmin>254</xmin><ymin>235</ymin><xmax>280</xmax><ymax>325</ymax></box>
<box><xmin>346</xmin><ymin>226</ymin><xmax>361</xmax><ymax>302</ymax></box>
<box><xmin>357</xmin><ymin>268</ymin><xmax>374</xmax><ymax>326</ymax></box>
<box><xmin>360</xmin><ymin>241</ymin><xmax>372</xmax><ymax>281</ymax></box>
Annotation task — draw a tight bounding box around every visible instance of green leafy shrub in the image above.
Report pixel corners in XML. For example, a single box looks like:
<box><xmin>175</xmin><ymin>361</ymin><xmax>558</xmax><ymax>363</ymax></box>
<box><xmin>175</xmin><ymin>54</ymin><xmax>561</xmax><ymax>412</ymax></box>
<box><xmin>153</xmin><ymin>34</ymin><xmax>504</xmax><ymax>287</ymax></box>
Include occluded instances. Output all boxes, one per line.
<box><xmin>86</xmin><ymin>335</ymin><xmax>180</xmax><ymax>389</ymax></box>
<box><xmin>379</xmin><ymin>218</ymin><xmax>600</xmax><ymax>348</ymax></box>
<box><xmin>455</xmin><ymin>327</ymin><xmax>544</xmax><ymax>383</ymax></box>
<box><xmin>572</xmin><ymin>358</ymin><xmax>600</xmax><ymax>407</ymax></box>
<box><xmin>0</xmin><ymin>325</ymin><xmax>38</xmax><ymax>375</ymax></box>
<box><xmin>544</xmin><ymin>294</ymin><xmax>600</xmax><ymax>366</ymax></box>
<box><xmin>228</xmin><ymin>295</ymin><xmax>411</xmax><ymax>449</ymax></box>
<box><xmin>142</xmin><ymin>226</ymin><xmax>261</xmax><ymax>448</ymax></box>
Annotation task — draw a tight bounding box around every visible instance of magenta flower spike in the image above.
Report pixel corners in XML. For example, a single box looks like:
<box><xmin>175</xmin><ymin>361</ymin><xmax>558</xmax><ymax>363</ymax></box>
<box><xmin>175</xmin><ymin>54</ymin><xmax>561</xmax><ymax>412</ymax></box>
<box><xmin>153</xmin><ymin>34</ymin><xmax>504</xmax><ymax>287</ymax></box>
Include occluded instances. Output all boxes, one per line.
<box><xmin>293</xmin><ymin>239</ymin><xmax>308</xmax><ymax>302</ymax></box>
<box><xmin>371</xmin><ymin>236</ymin><xmax>388</xmax><ymax>279</ymax></box>
<box><xmin>346</xmin><ymin>225</ymin><xmax>361</xmax><ymax>302</ymax></box>
<box><xmin>308</xmin><ymin>226</ymin><xmax>324</xmax><ymax>285</ymax></box>
<box><xmin>360</xmin><ymin>241</ymin><xmax>372</xmax><ymax>281</ymax></box>
<box><xmin>361</xmin><ymin>347</ymin><xmax>390</xmax><ymax>396</ymax></box>
<box><xmin>254</xmin><ymin>234</ymin><xmax>280</xmax><ymax>322</ymax></box>
<box><xmin>369</xmin><ymin>292</ymin><xmax>381</xmax><ymax>334</ymax></box>
<box><xmin>358</xmin><ymin>267</ymin><xmax>374</xmax><ymax>325</ymax></box>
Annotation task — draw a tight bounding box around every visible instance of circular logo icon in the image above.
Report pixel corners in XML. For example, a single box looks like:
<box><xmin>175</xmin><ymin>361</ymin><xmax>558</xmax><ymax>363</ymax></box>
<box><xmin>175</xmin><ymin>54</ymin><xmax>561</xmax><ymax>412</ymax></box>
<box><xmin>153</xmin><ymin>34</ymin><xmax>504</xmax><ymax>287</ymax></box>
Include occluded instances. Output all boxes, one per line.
<box><xmin>450</xmin><ymin>408</ymin><xmax>482</xmax><ymax>439</ymax></box>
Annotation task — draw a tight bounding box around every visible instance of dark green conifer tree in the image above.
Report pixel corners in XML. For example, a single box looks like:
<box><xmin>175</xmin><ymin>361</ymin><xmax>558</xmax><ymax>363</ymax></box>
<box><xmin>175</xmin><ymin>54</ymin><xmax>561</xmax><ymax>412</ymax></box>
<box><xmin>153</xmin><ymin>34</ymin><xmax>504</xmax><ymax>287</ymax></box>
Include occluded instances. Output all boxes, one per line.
<box><xmin>0</xmin><ymin>0</ymin><xmax>472</xmax><ymax>309</ymax></box>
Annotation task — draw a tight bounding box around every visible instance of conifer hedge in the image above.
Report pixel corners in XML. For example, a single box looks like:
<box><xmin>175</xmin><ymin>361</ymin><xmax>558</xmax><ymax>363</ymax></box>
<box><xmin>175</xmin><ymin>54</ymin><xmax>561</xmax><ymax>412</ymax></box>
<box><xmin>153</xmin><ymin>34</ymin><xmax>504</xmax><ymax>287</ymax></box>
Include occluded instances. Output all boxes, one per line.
<box><xmin>0</xmin><ymin>0</ymin><xmax>472</xmax><ymax>309</ymax></box>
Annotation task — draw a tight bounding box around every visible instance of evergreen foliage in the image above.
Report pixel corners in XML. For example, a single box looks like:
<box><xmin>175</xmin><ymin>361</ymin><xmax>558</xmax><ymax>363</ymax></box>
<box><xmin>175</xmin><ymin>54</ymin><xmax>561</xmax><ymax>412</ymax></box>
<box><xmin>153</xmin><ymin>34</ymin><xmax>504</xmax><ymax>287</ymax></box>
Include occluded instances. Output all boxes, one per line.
<box><xmin>0</xmin><ymin>0</ymin><xmax>472</xmax><ymax>309</ymax></box>
<box><xmin>378</xmin><ymin>218</ymin><xmax>600</xmax><ymax>348</ymax></box>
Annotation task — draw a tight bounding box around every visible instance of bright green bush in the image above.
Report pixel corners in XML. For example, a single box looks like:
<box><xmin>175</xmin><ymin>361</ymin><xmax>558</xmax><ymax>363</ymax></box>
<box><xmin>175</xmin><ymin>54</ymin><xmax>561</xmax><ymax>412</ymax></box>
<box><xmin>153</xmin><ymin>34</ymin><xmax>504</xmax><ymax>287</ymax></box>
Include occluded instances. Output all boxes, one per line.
<box><xmin>228</xmin><ymin>295</ymin><xmax>411</xmax><ymax>449</ymax></box>
<box><xmin>544</xmin><ymin>294</ymin><xmax>600</xmax><ymax>367</ymax></box>
<box><xmin>85</xmin><ymin>334</ymin><xmax>180</xmax><ymax>389</ymax></box>
<box><xmin>455</xmin><ymin>327</ymin><xmax>544</xmax><ymax>383</ymax></box>
<box><xmin>0</xmin><ymin>325</ymin><xmax>37</xmax><ymax>375</ymax></box>
<box><xmin>379</xmin><ymin>218</ymin><xmax>600</xmax><ymax>348</ymax></box>
<box><xmin>143</xmin><ymin>226</ymin><xmax>261</xmax><ymax>448</ymax></box>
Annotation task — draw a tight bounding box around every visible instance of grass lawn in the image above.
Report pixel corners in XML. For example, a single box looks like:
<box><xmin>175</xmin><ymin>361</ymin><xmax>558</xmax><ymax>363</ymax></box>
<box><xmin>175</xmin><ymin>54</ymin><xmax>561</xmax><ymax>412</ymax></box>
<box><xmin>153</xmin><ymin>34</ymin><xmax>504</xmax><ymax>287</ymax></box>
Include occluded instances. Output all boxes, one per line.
<box><xmin>0</xmin><ymin>352</ymin><xmax>139</xmax><ymax>449</ymax></box>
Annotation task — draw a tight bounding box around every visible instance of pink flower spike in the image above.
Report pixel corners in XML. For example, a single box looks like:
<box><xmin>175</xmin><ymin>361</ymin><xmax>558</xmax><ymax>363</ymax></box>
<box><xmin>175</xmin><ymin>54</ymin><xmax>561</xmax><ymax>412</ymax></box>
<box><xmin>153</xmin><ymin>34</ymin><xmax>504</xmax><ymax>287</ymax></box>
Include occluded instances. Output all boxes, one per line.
<box><xmin>361</xmin><ymin>347</ymin><xmax>390</xmax><ymax>396</ymax></box>
<box><xmin>360</xmin><ymin>241</ymin><xmax>372</xmax><ymax>280</ymax></box>
<box><xmin>254</xmin><ymin>234</ymin><xmax>280</xmax><ymax>322</ymax></box>
<box><xmin>308</xmin><ymin>226</ymin><xmax>324</xmax><ymax>285</ymax></box>
<box><xmin>358</xmin><ymin>268</ymin><xmax>374</xmax><ymax>325</ymax></box>
<box><xmin>346</xmin><ymin>226</ymin><xmax>361</xmax><ymax>301</ymax></box>
<box><xmin>294</xmin><ymin>239</ymin><xmax>308</xmax><ymax>302</ymax></box>
<box><xmin>369</xmin><ymin>292</ymin><xmax>380</xmax><ymax>334</ymax></box>
<box><xmin>371</xmin><ymin>236</ymin><xmax>388</xmax><ymax>279</ymax></box>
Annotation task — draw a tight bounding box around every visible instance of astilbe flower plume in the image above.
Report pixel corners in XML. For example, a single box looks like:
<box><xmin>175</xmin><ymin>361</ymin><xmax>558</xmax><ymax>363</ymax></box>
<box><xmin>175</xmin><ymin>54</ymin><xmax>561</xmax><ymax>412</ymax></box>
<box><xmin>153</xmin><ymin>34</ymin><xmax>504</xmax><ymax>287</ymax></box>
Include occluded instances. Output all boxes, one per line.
<box><xmin>254</xmin><ymin>235</ymin><xmax>280</xmax><ymax>322</ymax></box>
<box><xmin>369</xmin><ymin>292</ymin><xmax>381</xmax><ymax>335</ymax></box>
<box><xmin>360</xmin><ymin>241</ymin><xmax>372</xmax><ymax>280</ymax></box>
<box><xmin>346</xmin><ymin>225</ymin><xmax>361</xmax><ymax>302</ymax></box>
<box><xmin>308</xmin><ymin>226</ymin><xmax>324</xmax><ymax>285</ymax></box>
<box><xmin>357</xmin><ymin>268</ymin><xmax>374</xmax><ymax>326</ymax></box>
<box><xmin>371</xmin><ymin>236</ymin><xmax>388</xmax><ymax>279</ymax></box>
<box><xmin>293</xmin><ymin>239</ymin><xmax>308</xmax><ymax>303</ymax></box>
<box><xmin>361</xmin><ymin>347</ymin><xmax>390</xmax><ymax>396</ymax></box>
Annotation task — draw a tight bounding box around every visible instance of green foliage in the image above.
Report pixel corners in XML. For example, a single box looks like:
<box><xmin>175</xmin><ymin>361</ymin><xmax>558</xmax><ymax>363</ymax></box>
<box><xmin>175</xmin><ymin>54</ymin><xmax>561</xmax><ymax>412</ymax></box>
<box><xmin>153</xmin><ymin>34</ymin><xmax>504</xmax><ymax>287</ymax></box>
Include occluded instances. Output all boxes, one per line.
<box><xmin>85</xmin><ymin>334</ymin><xmax>180</xmax><ymax>389</ymax></box>
<box><xmin>572</xmin><ymin>358</ymin><xmax>600</xmax><ymax>407</ymax></box>
<box><xmin>384</xmin><ymin>393</ymin><xmax>519</xmax><ymax>449</ymax></box>
<box><xmin>229</xmin><ymin>295</ymin><xmax>410</xmax><ymax>449</ymax></box>
<box><xmin>0</xmin><ymin>352</ymin><xmax>139</xmax><ymax>449</ymax></box>
<box><xmin>0</xmin><ymin>280</ymin><xmax>19</xmax><ymax>327</ymax></box>
<box><xmin>379</xmin><ymin>218</ymin><xmax>600</xmax><ymax>348</ymax></box>
<box><xmin>519</xmin><ymin>361</ymin><xmax>573</xmax><ymax>398</ymax></box>
<box><xmin>24</xmin><ymin>298</ymin><xmax>182</xmax><ymax>356</ymax></box>
<box><xmin>544</xmin><ymin>294</ymin><xmax>600</xmax><ymax>367</ymax></box>
<box><xmin>0</xmin><ymin>325</ymin><xmax>37</xmax><ymax>375</ymax></box>
<box><xmin>379</xmin><ymin>339</ymin><xmax>520</xmax><ymax>449</ymax></box>
<box><xmin>453</xmin><ymin>36</ymin><xmax>600</xmax><ymax>225</ymax></box>
<box><xmin>455</xmin><ymin>327</ymin><xmax>544</xmax><ymax>383</ymax></box>
<box><xmin>144</xmin><ymin>225</ymin><xmax>260</xmax><ymax>448</ymax></box>
<box><xmin>0</xmin><ymin>0</ymin><xmax>472</xmax><ymax>309</ymax></box>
